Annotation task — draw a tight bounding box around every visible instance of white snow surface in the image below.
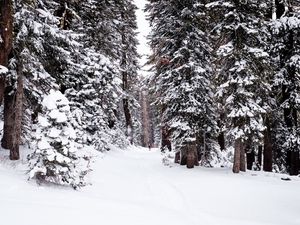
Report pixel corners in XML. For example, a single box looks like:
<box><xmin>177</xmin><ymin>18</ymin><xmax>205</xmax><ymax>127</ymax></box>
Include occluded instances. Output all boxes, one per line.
<box><xmin>0</xmin><ymin>146</ymin><xmax>300</xmax><ymax>225</ymax></box>
<box><xmin>0</xmin><ymin>65</ymin><xmax>8</xmax><ymax>74</ymax></box>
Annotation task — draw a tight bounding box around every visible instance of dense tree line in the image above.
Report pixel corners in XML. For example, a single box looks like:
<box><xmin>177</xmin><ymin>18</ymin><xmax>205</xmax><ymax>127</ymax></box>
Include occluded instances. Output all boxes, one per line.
<box><xmin>0</xmin><ymin>0</ymin><xmax>299</xmax><ymax>189</ymax></box>
<box><xmin>146</xmin><ymin>0</ymin><xmax>300</xmax><ymax>175</ymax></box>
<box><xmin>0</xmin><ymin>0</ymin><xmax>139</xmax><ymax>188</ymax></box>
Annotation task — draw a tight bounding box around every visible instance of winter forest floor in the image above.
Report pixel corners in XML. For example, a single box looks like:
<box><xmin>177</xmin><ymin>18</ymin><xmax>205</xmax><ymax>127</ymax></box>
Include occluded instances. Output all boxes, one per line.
<box><xmin>0</xmin><ymin>1</ymin><xmax>299</xmax><ymax>225</ymax></box>
<box><xmin>0</xmin><ymin>146</ymin><xmax>300</xmax><ymax>225</ymax></box>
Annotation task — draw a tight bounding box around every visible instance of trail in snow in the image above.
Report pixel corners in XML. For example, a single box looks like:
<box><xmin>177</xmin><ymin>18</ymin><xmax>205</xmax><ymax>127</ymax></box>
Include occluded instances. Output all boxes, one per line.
<box><xmin>1</xmin><ymin>147</ymin><xmax>300</xmax><ymax>225</ymax></box>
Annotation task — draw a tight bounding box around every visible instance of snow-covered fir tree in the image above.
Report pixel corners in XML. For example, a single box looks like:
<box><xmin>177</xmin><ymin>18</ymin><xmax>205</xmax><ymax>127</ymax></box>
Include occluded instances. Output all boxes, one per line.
<box><xmin>114</xmin><ymin>0</ymin><xmax>140</xmax><ymax>145</ymax></box>
<box><xmin>208</xmin><ymin>0</ymin><xmax>272</xmax><ymax>173</ymax></box>
<box><xmin>28</xmin><ymin>90</ymin><xmax>88</xmax><ymax>189</ymax></box>
<box><xmin>8</xmin><ymin>0</ymin><xmax>141</xmax><ymax>187</ymax></box>
<box><xmin>146</xmin><ymin>0</ymin><xmax>218</xmax><ymax>168</ymax></box>
<box><xmin>270</xmin><ymin>1</ymin><xmax>300</xmax><ymax>175</ymax></box>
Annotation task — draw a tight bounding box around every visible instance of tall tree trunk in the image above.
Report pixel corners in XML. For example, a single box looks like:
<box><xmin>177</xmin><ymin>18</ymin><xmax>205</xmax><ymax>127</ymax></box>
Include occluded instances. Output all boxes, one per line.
<box><xmin>10</xmin><ymin>66</ymin><xmax>23</xmax><ymax>160</ymax></box>
<box><xmin>0</xmin><ymin>0</ymin><xmax>13</xmax><ymax>104</ymax></box>
<box><xmin>120</xmin><ymin>11</ymin><xmax>133</xmax><ymax>144</ymax></box>
<box><xmin>1</xmin><ymin>86</ymin><xmax>14</xmax><ymax>149</ymax></box>
<box><xmin>140</xmin><ymin>90</ymin><xmax>151</xmax><ymax>147</ymax></box>
<box><xmin>263</xmin><ymin>116</ymin><xmax>273</xmax><ymax>172</ymax></box>
<box><xmin>283</xmin><ymin>82</ymin><xmax>299</xmax><ymax>175</ymax></box>
<box><xmin>233</xmin><ymin>138</ymin><xmax>241</xmax><ymax>173</ymax></box>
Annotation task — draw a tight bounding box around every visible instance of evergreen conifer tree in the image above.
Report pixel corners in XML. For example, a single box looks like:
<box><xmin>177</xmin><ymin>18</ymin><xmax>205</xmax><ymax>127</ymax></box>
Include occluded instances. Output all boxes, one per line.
<box><xmin>146</xmin><ymin>0</ymin><xmax>218</xmax><ymax>168</ymax></box>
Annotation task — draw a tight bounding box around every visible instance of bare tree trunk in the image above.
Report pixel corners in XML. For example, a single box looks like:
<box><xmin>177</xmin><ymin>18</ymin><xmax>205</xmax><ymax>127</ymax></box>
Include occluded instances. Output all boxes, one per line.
<box><xmin>218</xmin><ymin>132</ymin><xmax>225</xmax><ymax>151</ymax></box>
<box><xmin>217</xmin><ymin>112</ymin><xmax>225</xmax><ymax>151</ymax></box>
<box><xmin>246</xmin><ymin>150</ymin><xmax>255</xmax><ymax>170</ymax></box>
<box><xmin>289</xmin><ymin>151</ymin><xmax>300</xmax><ymax>176</ymax></box>
<box><xmin>10</xmin><ymin>67</ymin><xmax>23</xmax><ymax>160</ymax></box>
<box><xmin>120</xmin><ymin>11</ymin><xmax>134</xmax><ymax>144</ymax></box>
<box><xmin>233</xmin><ymin>138</ymin><xmax>241</xmax><ymax>173</ymax></box>
<box><xmin>290</xmin><ymin>109</ymin><xmax>299</xmax><ymax>175</ymax></box>
<box><xmin>240</xmin><ymin>142</ymin><xmax>246</xmax><ymax>172</ymax></box>
<box><xmin>1</xmin><ymin>86</ymin><xmax>14</xmax><ymax>149</ymax></box>
<box><xmin>186</xmin><ymin>143</ymin><xmax>198</xmax><ymax>169</ymax></box>
<box><xmin>140</xmin><ymin>90</ymin><xmax>151</xmax><ymax>147</ymax></box>
<box><xmin>263</xmin><ymin>116</ymin><xmax>273</xmax><ymax>172</ymax></box>
<box><xmin>0</xmin><ymin>0</ymin><xmax>13</xmax><ymax>104</ymax></box>
<box><xmin>123</xmin><ymin>95</ymin><xmax>133</xmax><ymax>144</ymax></box>
<box><xmin>161</xmin><ymin>126</ymin><xmax>171</xmax><ymax>152</ymax></box>
<box><xmin>257</xmin><ymin>146</ymin><xmax>262</xmax><ymax>170</ymax></box>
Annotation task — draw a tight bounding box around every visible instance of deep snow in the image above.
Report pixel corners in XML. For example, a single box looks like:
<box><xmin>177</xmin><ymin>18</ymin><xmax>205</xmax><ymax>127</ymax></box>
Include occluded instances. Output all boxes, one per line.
<box><xmin>0</xmin><ymin>147</ymin><xmax>299</xmax><ymax>225</ymax></box>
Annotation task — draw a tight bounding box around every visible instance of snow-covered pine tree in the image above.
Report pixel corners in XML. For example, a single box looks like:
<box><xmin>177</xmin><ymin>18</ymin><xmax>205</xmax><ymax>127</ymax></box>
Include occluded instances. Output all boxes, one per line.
<box><xmin>114</xmin><ymin>0</ymin><xmax>140</xmax><ymax>145</ymax></box>
<box><xmin>10</xmin><ymin>0</ymin><xmax>93</xmax><ymax>186</ymax></box>
<box><xmin>270</xmin><ymin>1</ymin><xmax>300</xmax><ymax>175</ymax></box>
<box><xmin>28</xmin><ymin>90</ymin><xmax>87</xmax><ymax>188</ymax></box>
<box><xmin>66</xmin><ymin>0</ymin><xmax>130</xmax><ymax>150</ymax></box>
<box><xmin>208</xmin><ymin>0</ymin><xmax>272</xmax><ymax>173</ymax></box>
<box><xmin>146</xmin><ymin>0</ymin><xmax>218</xmax><ymax>168</ymax></box>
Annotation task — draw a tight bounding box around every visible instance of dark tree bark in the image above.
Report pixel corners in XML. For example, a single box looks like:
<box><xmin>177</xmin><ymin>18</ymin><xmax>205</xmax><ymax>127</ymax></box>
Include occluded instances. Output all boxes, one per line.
<box><xmin>240</xmin><ymin>143</ymin><xmax>246</xmax><ymax>172</ymax></box>
<box><xmin>263</xmin><ymin>116</ymin><xmax>273</xmax><ymax>172</ymax></box>
<box><xmin>175</xmin><ymin>151</ymin><xmax>180</xmax><ymax>163</ymax></box>
<box><xmin>283</xmin><ymin>76</ymin><xmax>299</xmax><ymax>175</ymax></box>
<box><xmin>257</xmin><ymin>146</ymin><xmax>262</xmax><ymax>170</ymax></box>
<box><xmin>217</xmin><ymin>112</ymin><xmax>225</xmax><ymax>151</ymax></box>
<box><xmin>218</xmin><ymin>132</ymin><xmax>225</xmax><ymax>151</ymax></box>
<box><xmin>10</xmin><ymin>65</ymin><xmax>23</xmax><ymax>160</ymax></box>
<box><xmin>185</xmin><ymin>143</ymin><xmax>198</xmax><ymax>169</ymax></box>
<box><xmin>246</xmin><ymin>150</ymin><xmax>255</xmax><ymax>170</ymax></box>
<box><xmin>1</xmin><ymin>86</ymin><xmax>14</xmax><ymax>149</ymax></box>
<box><xmin>140</xmin><ymin>90</ymin><xmax>151</xmax><ymax>147</ymax></box>
<box><xmin>233</xmin><ymin>138</ymin><xmax>241</xmax><ymax>173</ymax></box>
<box><xmin>161</xmin><ymin>126</ymin><xmax>171</xmax><ymax>152</ymax></box>
<box><xmin>0</xmin><ymin>0</ymin><xmax>13</xmax><ymax>104</ymax></box>
<box><xmin>120</xmin><ymin>11</ymin><xmax>134</xmax><ymax>144</ymax></box>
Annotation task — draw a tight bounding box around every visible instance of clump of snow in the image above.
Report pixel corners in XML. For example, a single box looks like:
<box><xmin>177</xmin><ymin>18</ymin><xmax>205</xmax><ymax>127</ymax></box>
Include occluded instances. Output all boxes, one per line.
<box><xmin>0</xmin><ymin>65</ymin><xmax>8</xmax><ymax>74</ymax></box>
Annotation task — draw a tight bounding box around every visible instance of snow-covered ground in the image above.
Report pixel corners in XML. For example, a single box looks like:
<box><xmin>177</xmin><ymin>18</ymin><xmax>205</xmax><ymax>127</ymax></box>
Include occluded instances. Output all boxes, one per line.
<box><xmin>0</xmin><ymin>147</ymin><xmax>299</xmax><ymax>225</ymax></box>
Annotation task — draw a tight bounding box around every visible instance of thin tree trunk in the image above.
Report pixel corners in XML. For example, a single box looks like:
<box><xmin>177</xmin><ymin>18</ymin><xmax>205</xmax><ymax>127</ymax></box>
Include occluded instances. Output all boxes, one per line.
<box><xmin>0</xmin><ymin>0</ymin><xmax>13</xmax><ymax>104</ymax></box>
<box><xmin>121</xmin><ymin>13</ymin><xmax>133</xmax><ymax>144</ymax></box>
<box><xmin>217</xmin><ymin>112</ymin><xmax>225</xmax><ymax>151</ymax></box>
<box><xmin>233</xmin><ymin>138</ymin><xmax>241</xmax><ymax>173</ymax></box>
<box><xmin>263</xmin><ymin>116</ymin><xmax>273</xmax><ymax>172</ymax></box>
<box><xmin>290</xmin><ymin>109</ymin><xmax>299</xmax><ymax>175</ymax></box>
<box><xmin>10</xmin><ymin>66</ymin><xmax>23</xmax><ymax>160</ymax></box>
<box><xmin>257</xmin><ymin>146</ymin><xmax>262</xmax><ymax>170</ymax></box>
<box><xmin>140</xmin><ymin>90</ymin><xmax>151</xmax><ymax>147</ymax></box>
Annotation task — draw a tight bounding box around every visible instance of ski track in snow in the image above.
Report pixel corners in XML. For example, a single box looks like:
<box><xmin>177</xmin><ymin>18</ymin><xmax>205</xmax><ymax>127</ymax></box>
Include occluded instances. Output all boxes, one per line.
<box><xmin>0</xmin><ymin>147</ymin><xmax>300</xmax><ymax>225</ymax></box>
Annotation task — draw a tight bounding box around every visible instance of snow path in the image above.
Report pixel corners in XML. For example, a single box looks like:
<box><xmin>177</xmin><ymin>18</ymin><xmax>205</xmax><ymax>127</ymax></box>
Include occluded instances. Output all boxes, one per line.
<box><xmin>1</xmin><ymin>147</ymin><xmax>300</xmax><ymax>225</ymax></box>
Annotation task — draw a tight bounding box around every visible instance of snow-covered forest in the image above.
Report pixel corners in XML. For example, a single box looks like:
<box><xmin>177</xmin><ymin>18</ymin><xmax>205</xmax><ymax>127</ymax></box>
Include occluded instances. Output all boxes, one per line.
<box><xmin>0</xmin><ymin>0</ymin><xmax>299</xmax><ymax>224</ymax></box>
